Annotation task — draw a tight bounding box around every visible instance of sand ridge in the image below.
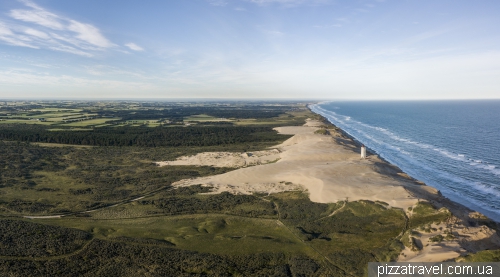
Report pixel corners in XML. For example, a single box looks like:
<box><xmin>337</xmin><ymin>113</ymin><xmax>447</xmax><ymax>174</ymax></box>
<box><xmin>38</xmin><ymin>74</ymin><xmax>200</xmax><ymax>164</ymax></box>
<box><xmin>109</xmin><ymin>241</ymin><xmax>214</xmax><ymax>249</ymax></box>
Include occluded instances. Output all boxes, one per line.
<box><xmin>168</xmin><ymin>119</ymin><xmax>418</xmax><ymax>209</ymax></box>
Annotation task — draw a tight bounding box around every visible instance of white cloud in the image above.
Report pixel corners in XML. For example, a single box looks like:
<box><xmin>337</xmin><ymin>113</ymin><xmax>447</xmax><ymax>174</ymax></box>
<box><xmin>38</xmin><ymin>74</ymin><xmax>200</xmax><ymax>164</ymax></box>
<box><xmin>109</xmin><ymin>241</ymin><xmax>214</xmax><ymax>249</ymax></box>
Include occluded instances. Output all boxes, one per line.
<box><xmin>49</xmin><ymin>45</ymin><xmax>92</xmax><ymax>57</ymax></box>
<box><xmin>48</xmin><ymin>32</ymin><xmax>100</xmax><ymax>51</ymax></box>
<box><xmin>67</xmin><ymin>20</ymin><xmax>113</xmax><ymax>48</ymax></box>
<box><xmin>23</xmin><ymin>28</ymin><xmax>50</xmax><ymax>39</ymax></box>
<box><xmin>0</xmin><ymin>22</ymin><xmax>38</xmax><ymax>48</ymax></box>
<box><xmin>9</xmin><ymin>1</ymin><xmax>64</xmax><ymax>30</ymax></box>
<box><xmin>0</xmin><ymin>23</ymin><xmax>14</xmax><ymax>36</ymax></box>
<box><xmin>125</xmin><ymin>43</ymin><xmax>144</xmax><ymax>51</ymax></box>
<box><xmin>0</xmin><ymin>0</ymin><xmax>117</xmax><ymax>56</ymax></box>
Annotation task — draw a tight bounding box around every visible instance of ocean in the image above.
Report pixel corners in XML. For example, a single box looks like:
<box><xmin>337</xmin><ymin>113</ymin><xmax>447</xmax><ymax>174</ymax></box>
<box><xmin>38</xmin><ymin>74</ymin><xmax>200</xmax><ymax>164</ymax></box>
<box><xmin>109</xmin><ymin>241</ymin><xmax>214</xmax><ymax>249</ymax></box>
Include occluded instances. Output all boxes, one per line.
<box><xmin>310</xmin><ymin>100</ymin><xmax>500</xmax><ymax>222</ymax></box>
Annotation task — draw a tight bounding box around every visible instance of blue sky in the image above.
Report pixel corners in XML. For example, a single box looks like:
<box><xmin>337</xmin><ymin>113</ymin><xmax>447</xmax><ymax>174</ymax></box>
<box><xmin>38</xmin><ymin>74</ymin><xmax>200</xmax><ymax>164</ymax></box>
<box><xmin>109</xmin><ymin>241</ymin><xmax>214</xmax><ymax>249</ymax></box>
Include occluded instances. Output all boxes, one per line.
<box><xmin>0</xmin><ymin>0</ymin><xmax>499</xmax><ymax>99</ymax></box>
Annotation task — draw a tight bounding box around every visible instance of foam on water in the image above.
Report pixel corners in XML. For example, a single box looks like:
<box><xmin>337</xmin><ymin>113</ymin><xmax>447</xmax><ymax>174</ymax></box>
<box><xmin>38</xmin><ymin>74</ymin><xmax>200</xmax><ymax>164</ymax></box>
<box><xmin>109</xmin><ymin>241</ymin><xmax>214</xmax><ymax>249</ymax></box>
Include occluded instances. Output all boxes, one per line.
<box><xmin>311</xmin><ymin>101</ymin><xmax>500</xmax><ymax>221</ymax></box>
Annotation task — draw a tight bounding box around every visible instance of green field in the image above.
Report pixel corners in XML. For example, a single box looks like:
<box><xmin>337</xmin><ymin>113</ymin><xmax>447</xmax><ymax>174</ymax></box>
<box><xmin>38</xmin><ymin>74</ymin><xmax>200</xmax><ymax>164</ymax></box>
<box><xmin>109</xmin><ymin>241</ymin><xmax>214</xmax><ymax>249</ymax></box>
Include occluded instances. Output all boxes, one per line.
<box><xmin>34</xmin><ymin>214</ymin><xmax>311</xmax><ymax>256</ymax></box>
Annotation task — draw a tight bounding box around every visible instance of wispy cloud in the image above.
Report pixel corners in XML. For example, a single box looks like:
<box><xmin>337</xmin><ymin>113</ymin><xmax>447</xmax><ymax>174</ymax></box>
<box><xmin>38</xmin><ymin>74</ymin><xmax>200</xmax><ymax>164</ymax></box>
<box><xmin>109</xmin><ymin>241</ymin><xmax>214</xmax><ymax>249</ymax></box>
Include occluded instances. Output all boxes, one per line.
<box><xmin>23</xmin><ymin>28</ymin><xmax>49</xmax><ymax>39</ymax></box>
<box><xmin>85</xmin><ymin>65</ymin><xmax>157</xmax><ymax>82</ymax></box>
<box><xmin>67</xmin><ymin>20</ymin><xmax>113</xmax><ymax>48</ymax></box>
<box><xmin>0</xmin><ymin>68</ymin><xmax>157</xmax><ymax>92</ymax></box>
<box><xmin>10</xmin><ymin>0</ymin><xmax>64</xmax><ymax>30</ymax></box>
<box><xmin>0</xmin><ymin>0</ymin><xmax>116</xmax><ymax>56</ymax></box>
<box><xmin>0</xmin><ymin>22</ymin><xmax>38</xmax><ymax>48</ymax></box>
<box><xmin>125</xmin><ymin>43</ymin><xmax>144</xmax><ymax>51</ymax></box>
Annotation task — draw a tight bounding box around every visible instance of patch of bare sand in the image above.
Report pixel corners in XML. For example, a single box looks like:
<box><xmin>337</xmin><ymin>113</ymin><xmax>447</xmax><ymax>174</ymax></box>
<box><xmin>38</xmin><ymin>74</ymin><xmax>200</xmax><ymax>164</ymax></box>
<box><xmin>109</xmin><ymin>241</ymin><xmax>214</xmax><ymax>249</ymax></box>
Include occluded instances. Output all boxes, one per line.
<box><xmin>399</xmin><ymin>218</ymin><xmax>500</xmax><ymax>262</ymax></box>
<box><xmin>400</xmin><ymin>222</ymin><xmax>463</xmax><ymax>262</ymax></box>
<box><xmin>171</xmin><ymin>119</ymin><xmax>418</xmax><ymax>209</ymax></box>
<box><xmin>155</xmin><ymin>149</ymin><xmax>281</xmax><ymax>168</ymax></box>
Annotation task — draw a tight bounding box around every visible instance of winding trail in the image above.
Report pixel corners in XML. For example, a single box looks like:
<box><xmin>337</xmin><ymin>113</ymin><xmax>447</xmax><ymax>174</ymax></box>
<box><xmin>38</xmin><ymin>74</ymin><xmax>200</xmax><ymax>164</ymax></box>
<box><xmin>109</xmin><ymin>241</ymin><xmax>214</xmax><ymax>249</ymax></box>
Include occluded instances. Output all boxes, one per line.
<box><xmin>22</xmin><ymin>186</ymin><xmax>173</xmax><ymax>219</ymax></box>
<box><xmin>313</xmin><ymin>201</ymin><xmax>346</xmax><ymax>222</ymax></box>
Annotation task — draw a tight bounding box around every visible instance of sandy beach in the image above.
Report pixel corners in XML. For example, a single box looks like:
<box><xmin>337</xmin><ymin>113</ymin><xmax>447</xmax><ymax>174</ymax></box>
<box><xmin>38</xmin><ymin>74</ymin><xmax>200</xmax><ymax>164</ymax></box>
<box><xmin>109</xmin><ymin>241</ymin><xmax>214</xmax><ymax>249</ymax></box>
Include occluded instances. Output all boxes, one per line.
<box><xmin>157</xmin><ymin>118</ymin><xmax>500</xmax><ymax>262</ymax></box>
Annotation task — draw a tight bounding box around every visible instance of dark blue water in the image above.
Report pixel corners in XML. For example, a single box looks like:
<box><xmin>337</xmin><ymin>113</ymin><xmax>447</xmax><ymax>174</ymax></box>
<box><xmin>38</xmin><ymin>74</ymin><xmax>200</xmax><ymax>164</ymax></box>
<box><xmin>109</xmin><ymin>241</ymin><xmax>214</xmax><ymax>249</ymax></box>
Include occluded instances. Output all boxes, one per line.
<box><xmin>310</xmin><ymin>100</ymin><xmax>500</xmax><ymax>221</ymax></box>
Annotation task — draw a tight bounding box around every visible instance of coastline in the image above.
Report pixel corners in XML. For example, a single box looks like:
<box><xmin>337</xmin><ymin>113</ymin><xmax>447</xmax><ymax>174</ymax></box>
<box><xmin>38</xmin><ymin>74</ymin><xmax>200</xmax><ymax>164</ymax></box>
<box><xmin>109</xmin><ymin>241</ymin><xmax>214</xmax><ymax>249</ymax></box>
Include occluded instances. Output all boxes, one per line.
<box><xmin>158</xmin><ymin>111</ymin><xmax>500</xmax><ymax>262</ymax></box>
<box><xmin>310</xmin><ymin>101</ymin><xmax>500</xmax><ymax>223</ymax></box>
<box><xmin>311</xmin><ymin>106</ymin><xmax>496</xmax><ymax>219</ymax></box>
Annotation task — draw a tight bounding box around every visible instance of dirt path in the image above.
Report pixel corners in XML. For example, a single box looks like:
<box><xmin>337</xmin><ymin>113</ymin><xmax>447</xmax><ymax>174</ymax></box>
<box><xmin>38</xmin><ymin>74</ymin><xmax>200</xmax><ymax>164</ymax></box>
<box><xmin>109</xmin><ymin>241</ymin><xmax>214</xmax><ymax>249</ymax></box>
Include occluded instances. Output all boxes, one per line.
<box><xmin>313</xmin><ymin>201</ymin><xmax>346</xmax><ymax>222</ymax></box>
<box><xmin>22</xmin><ymin>187</ymin><xmax>173</xmax><ymax>219</ymax></box>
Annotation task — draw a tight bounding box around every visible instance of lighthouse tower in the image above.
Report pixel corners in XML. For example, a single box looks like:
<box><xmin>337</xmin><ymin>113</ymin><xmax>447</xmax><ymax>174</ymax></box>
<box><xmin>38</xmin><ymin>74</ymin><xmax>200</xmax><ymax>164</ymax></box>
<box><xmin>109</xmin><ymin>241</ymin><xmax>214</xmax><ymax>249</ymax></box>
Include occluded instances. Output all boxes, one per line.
<box><xmin>361</xmin><ymin>145</ymin><xmax>366</xmax><ymax>159</ymax></box>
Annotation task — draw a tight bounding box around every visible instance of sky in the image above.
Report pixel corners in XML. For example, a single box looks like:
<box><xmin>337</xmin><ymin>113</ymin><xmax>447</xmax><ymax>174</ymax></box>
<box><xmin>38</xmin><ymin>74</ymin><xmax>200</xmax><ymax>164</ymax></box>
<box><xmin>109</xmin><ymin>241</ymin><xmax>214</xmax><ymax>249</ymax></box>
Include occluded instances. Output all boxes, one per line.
<box><xmin>0</xmin><ymin>0</ymin><xmax>499</xmax><ymax>100</ymax></box>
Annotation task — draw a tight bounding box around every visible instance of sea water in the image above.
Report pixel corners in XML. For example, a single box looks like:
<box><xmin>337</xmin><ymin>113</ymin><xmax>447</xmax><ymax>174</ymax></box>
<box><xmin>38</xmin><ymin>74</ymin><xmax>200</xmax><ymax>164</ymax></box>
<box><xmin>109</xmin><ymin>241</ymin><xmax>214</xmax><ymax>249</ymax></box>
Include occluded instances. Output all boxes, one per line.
<box><xmin>310</xmin><ymin>100</ymin><xmax>500</xmax><ymax>221</ymax></box>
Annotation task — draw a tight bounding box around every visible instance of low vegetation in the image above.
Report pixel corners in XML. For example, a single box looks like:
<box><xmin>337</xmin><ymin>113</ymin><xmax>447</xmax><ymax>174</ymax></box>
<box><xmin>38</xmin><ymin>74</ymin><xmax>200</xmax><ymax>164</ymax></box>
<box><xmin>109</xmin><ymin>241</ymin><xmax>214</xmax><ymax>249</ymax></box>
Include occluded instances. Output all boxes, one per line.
<box><xmin>460</xmin><ymin>250</ymin><xmax>500</xmax><ymax>262</ymax></box>
<box><xmin>0</xmin><ymin>238</ymin><xmax>332</xmax><ymax>276</ymax></box>
<box><xmin>1</xmin><ymin>190</ymin><xmax>412</xmax><ymax>276</ymax></box>
<box><xmin>141</xmin><ymin>189</ymin><xmax>277</xmax><ymax>218</ymax></box>
<box><xmin>0</xmin><ymin>219</ymin><xmax>91</xmax><ymax>257</ymax></box>
<box><xmin>408</xmin><ymin>201</ymin><xmax>451</xmax><ymax>229</ymax></box>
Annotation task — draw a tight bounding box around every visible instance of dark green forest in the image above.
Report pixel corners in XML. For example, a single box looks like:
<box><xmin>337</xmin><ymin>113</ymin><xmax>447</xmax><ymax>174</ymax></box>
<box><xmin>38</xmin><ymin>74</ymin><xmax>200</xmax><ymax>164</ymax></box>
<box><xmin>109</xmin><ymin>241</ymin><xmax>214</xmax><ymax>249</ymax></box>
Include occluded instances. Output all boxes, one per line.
<box><xmin>98</xmin><ymin>105</ymin><xmax>291</xmax><ymax>121</ymax></box>
<box><xmin>0</xmin><ymin>125</ymin><xmax>289</xmax><ymax>147</ymax></box>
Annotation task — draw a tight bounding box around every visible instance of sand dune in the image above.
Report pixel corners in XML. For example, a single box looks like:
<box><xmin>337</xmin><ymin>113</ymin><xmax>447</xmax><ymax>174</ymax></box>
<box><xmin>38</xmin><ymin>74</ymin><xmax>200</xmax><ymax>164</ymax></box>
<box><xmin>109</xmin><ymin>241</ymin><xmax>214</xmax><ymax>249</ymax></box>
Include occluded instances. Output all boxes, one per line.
<box><xmin>171</xmin><ymin>120</ymin><xmax>418</xmax><ymax>209</ymax></box>
<box><xmin>158</xmin><ymin>118</ymin><xmax>500</xmax><ymax>262</ymax></box>
<box><xmin>155</xmin><ymin>149</ymin><xmax>281</xmax><ymax>168</ymax></box>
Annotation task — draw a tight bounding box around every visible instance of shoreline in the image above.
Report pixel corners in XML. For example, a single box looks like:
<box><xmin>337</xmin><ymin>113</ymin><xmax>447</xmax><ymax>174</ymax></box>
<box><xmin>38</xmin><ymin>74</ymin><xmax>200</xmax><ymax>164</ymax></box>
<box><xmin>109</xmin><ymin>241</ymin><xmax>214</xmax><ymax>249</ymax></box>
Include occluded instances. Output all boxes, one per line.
<box><xmin>312</xmin><ymin>107</ymin><xmax>498</xmax><ymax>223</ymax></box>
<box><xmin>310</xmin><ymin>103</ymin><xmax>500</xmax><ymax>223</ymax></box>
<box><xmin>309</xmin><ymin>108</ymin><xmax>500</xmax><ymax>261</ymax></box>
<box><xmin>158</xmin><ymin>114</ymin><xmax>500</xmax><ymax>262</ymax></box>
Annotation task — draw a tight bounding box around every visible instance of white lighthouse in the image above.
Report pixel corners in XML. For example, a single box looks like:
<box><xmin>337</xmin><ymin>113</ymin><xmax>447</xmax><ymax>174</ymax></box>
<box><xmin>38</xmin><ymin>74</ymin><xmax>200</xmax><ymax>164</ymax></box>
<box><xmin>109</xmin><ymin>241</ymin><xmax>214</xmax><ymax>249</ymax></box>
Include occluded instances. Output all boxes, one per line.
<box><xmin>361</xmin><ymin>145</ymin><xmax>366</xmax><ymax>159</ymax></box>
